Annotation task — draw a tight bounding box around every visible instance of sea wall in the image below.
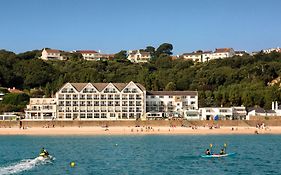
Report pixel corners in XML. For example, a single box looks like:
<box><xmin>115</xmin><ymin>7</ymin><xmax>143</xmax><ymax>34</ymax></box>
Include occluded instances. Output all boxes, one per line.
<box><xmin>2</xmin><ymin>119</ymin><xmax>281</xmax><ymax>128</ymax></box>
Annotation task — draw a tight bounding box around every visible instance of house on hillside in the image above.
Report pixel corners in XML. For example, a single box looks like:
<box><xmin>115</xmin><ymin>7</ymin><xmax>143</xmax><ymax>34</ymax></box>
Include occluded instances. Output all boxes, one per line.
<box><xmin>262</xmin><ymin>47</ymin><xmax>281</xmax><ymax>54</ymax></box>
<box><xmin>235</xmin><ymin>51</ymin><xmax>248</xmax><ymax>56</ymax></box>
<box><xmin>40</xmin><ymin>48</ymin><xmax>65</xmax><ymax>60</ymax></box>
<box><xmin>182</xmin><ymin>52</ymin><xmax>202</xmax><ymax>62</ymax></box>
<box><xmin>75</xmin><ymin>50</ymin><xmax>113</xmax><ymax>61</ymax></box>
<box><xmin>8</xmin><ymin>87</ymin><xmax>24</xmax><ymax>94</ymax></box>
<box><xmin>127</xmin><ymin>50</ymin><xmax>151</xmax><ymax>63</ymax></box>
<box><xmin>210</xmin><ymin>48</ymin><xmax>235</xmax><ymax>60</ymax></box>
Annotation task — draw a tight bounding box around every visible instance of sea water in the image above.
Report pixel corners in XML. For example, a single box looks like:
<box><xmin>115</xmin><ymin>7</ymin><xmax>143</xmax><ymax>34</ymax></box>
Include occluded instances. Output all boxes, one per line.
<box><xmin>0</xmin><ymin>135</ymin><xmax>281</xmax><ymax>175</ymax></box>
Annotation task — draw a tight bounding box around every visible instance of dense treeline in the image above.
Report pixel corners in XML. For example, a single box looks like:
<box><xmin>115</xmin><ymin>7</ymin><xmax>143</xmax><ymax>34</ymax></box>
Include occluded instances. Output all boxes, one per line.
<box><xmin>1</xmin><ymin>47</ymin><xmax>281</xmax><ymax>111</ymax></box>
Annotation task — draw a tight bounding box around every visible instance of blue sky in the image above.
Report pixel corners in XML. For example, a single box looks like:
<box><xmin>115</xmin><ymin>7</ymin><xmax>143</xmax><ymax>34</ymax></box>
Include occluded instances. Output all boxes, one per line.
<box><xmin>0</xmin><ymin>0</ymin><xmax>281</xmax><ymax>54</ymax></box>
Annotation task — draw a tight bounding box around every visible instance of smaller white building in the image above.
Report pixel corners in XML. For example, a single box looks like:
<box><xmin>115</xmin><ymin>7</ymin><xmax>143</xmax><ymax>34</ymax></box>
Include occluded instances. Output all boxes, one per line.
<box><xmin>182</xmin><ymin>52</ymin><xmax>202</xmax><ymax>62</ymax></box>
<box><xmin>127</xmin><ymin>50</ymin><xmax>151</xmax><ymax>63</ymax></box>
<box><xmin>200</xmin><ymin>107</ymin><xmax>233</xmax><ymax>120</ymax></box>
<box><xmin>40</xmin><ymin>48</ymin><xmax>65</xmax><ymax>61</ymax></box>
<box><xmin>235</xmin><ymin>51</ymin><xmax>248</xmax><ymax>57</ymax></box>
<box><xmin>76</xmin><ymin>50</ymin><xmax>112</xmax><ymax>61</ymax></box>
<box><xmin>210</xmin><ymin>48</ymin><xmax>235</xmax><ymax>60</ymax></box>
<box><xmin>262</xmin><ymin>47</ymin><xmax>281</xmax><ymax>54</ymax></box>
<box><xmin>25</xmin><ymin>98</ymin><xmax>57</xmax><ymax>120</ymax></box>
<box><xmin>0</xmin><ymin>112</ymin><xmax>20</xmax><ymax>120</ymax></box>
<box><xmin>146</xmin><ymin>91</ymin><xmax>198</xmax><ymax>119</ymax></box>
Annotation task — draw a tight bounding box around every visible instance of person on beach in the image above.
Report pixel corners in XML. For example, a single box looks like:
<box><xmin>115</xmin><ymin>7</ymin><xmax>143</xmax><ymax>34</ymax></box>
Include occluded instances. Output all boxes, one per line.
<box><xmin>205</xmin><ymin>149</ymin><xmax>211</xmax><ymax>155</ymax></box>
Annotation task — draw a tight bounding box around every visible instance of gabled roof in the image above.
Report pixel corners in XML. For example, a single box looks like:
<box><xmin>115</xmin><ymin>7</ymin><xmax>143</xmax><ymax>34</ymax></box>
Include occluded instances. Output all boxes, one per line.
<box><xmin>266</xmin><ymin>109</ymin><xmax>276</xmax><ymax>114</ymax></box>
<box><xmin>70</xmin><ymin>83</ymin><xmax>88</xmax><ymax>92</ymax></box>
<box><xmin>76</xmin><ymin>50</ymin><xmax>98</xmax><ymax>54</ymax></box>
<box><xmin>215</xmin><ymin>48</ymin><xmax>233</xmax><ymax>53</ymax></box>
<box><xmin>45</xmin><ymin>49</ymin><xmax>60</xmax><ymax>53</ymax></box>
<box><xmin>147</xmin><ymin>91</ymin><xmax>198</xmax><ymax>96</ymax></box>
<box><xmin>63</xmin><ymin>82</ymin><xmax>146</xmax><ymax>92</ymax></box>
<box><xmin>247</xmin><ymin>107</ymin><xmax>266</xmax><ymax>113</ymax></box>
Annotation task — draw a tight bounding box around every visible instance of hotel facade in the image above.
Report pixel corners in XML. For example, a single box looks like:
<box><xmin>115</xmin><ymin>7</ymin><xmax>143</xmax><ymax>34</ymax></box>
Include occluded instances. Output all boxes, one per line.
<box><xmin>25</xmin><ymin>82</ymin><xmax>199</xmax><ymax>120</ymax></box>
<box><xmin>26</xmin><ymin>82</ymin><xmax>146</xmax><ymax>120</ymax></box>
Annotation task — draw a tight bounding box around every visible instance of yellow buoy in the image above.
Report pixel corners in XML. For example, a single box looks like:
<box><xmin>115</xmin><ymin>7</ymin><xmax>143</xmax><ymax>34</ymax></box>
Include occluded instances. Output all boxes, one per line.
<box><xmin>70</xmin><ymin>162</ymin><xmax>75</xmax><ymax>167</ymax></box>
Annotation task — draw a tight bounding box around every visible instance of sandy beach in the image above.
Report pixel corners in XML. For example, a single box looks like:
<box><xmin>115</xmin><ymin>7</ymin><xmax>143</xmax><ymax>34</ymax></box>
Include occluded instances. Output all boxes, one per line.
<box><xmin>0</xmin><ymin>126</ymin><xmax>280</xmax><ymax>135</ymax></box>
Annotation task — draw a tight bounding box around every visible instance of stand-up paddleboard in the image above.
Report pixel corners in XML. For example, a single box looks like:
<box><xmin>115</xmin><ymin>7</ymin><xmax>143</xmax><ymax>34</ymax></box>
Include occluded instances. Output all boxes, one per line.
<box><xmin>201</xmin><ymin>152</ymin><xmax>236</xmax><ymax>158</ymax></box>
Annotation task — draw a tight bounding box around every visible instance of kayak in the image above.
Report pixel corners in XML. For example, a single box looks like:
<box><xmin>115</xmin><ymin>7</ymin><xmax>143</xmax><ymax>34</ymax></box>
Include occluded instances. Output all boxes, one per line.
<box><xmin>201</xmin><ymin>152</ymin><xmax>236</xmax><ymax>158</ymax></box>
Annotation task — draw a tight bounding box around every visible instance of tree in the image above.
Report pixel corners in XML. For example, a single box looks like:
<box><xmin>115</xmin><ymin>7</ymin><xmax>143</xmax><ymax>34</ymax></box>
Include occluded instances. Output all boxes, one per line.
<box><xmin>114</xmin><ymin>50</ymin><xmax>128</xmax><ymax>62</ymax></box>
<box><xmin>155</xmin><ymin>43</ymin><xmax>173</xmax><ymax>57</ymax></box>
<box><xmin>165</xmin><ymin>82</ymin><xmax>176</xmax><ymax>91</ymax></box>
<box><xmin>145</xmin><ymin>46</ymin><xmax>155</xmax><ymax>57</ymax></box>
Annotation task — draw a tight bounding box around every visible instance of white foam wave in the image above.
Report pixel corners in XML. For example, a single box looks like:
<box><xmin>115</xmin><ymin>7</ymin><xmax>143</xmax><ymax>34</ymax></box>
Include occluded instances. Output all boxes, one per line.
<box><xmin>0</xmin><ymin>156</ymin><xmax>52</xmax><ymax>175</ymax></box>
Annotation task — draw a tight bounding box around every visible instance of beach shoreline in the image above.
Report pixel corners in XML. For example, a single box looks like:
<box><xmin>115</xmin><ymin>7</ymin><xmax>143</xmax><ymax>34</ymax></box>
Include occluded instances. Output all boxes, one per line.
<box><xmin>0</xmin><ymin>126</ymin><xmax>280</xmax><ymax>136</ymax></box>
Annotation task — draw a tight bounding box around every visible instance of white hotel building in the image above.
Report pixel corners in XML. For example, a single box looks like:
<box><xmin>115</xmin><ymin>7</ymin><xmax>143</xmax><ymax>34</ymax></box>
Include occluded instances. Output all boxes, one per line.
<box><xmin>25</xmin><ymin>82</ymin><xmax>146</xmax><ymax>120</ymax></box>
<box><xmin>25</xmin><ymin>82</ymin><xmax>200</xmax><ymax>121</ymax></box>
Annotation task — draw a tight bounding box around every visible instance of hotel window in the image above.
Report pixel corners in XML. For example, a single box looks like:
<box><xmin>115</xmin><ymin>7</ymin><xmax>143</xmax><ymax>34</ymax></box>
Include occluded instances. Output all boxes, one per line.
<box><xmin>159</xmin><ymin>96</ymin><xmax>164</xmax><ymax>98</ymax></box>
<box><xmin>101</xmin><ymin>113</ymin><xmax>107</xmax><ymax>118</ymax></box>
<box><xmin>151</xmin><ymin>96</ymin><xmax>155</xmax><ymax>99</ymax></box>
<box><xmin>87</xmin><ymin>113</ymin><xmax>93</xmax><ymax>118</ymax></box>
<box><xmin>115</xmin><ymin>95</ymin><xmax>120</xmax><ymax>99</ymax></box>
<box><xmin>182</xmin><ymin>96</ymin><xmax>186</xmax><ymax>99</ymax></box>
<box><xmin>191</xmin><ymin>101</ymin><xmax>195</xmax><ymax>104</ymax></box>
<box><xmin>80</xmin><ymin>114</ymin><xmax>86</xmax><ymax>118</ymax></box>
<box><xmin>94</xmin><ymin>101</ymin><xmax>99</xmax><ymax>106</ymax></box>
<box><xmin>129</xmin><ymin>113</ymin><xmax>134</xmax><ymax>119</ymax></box>
<box><xmin>169</xmin><ymin>96</ymin><xmax>173</xmax><ymax>98</ymax></box>
<box><xmin>66</xmin><ymin>114</ymin><xmax>71</xmax><ymax>118</ymax></box>
<box><xmin>110</xmin><ymin>113</ymin><xmax>115</xmax><ymax>118</ymax></box>
<box><xmin>66</xmin><ymin>101</ymin><xmax>71</xmax><ymax>106</ymax></box>
<box><xmin>94</xmin><ymin>113</ymin><xmax>100</xmax><ymax>118</ymax></box>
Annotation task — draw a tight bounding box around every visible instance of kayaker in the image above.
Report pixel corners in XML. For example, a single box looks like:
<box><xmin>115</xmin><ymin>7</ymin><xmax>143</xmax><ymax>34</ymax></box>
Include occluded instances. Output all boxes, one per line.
<box><xmin>205</xmin><ymin>149</ymin><xmax>211</xmax><ymax>155</ymax></box>
<box><xmin>220</xmin><ymin>149</ymin><xmax>225</xmax><ymax>155</ymax></box>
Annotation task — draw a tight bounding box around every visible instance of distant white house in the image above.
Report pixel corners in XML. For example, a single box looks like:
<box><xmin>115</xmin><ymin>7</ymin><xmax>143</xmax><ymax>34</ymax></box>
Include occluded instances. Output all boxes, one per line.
<box><xmin>210</xmin><ymin>48</ymin><xmax>235</xmax><ymax>60</ymax></box>
<box><xmin>182</xmin><ymin>52</ymin><xmax>202</xmax><ymax>62</ymax></box>
<box><xmin>181</xmin><ymin>48</ymin><xmax>235</xmax><ymax>62</ymax></box>
<box><xmin>262</xmin><ymin>47</ymin><xmax>281</xmax><ymax>54</ymax></box>
<box><xmin>75</xmin><ymin>50</ymin><xmax>113</xmax><ymax>61</ymax></box>
<box><xmin>235</xmin><ymin>51</ymin><xmax>248</xmax><ymax>57</ymax></box>
<box><xmin>40</xmin><ymin>48</ymin><xmax>65</xmax><ymax>61</ymax></box>
<box><xmin>127</xmin><ymin>50</ymin><xmax>151</xmax><ymax>63</ymax></box>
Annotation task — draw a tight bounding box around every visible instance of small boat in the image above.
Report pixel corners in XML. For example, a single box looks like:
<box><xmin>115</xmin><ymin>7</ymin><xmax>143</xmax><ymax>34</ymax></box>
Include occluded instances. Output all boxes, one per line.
<box><xmin>201</xmin><ymin>152</ymin><xmax>236</xmax><ymax>158</ymax></box>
